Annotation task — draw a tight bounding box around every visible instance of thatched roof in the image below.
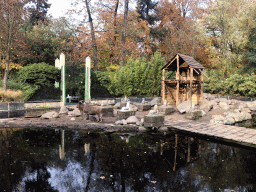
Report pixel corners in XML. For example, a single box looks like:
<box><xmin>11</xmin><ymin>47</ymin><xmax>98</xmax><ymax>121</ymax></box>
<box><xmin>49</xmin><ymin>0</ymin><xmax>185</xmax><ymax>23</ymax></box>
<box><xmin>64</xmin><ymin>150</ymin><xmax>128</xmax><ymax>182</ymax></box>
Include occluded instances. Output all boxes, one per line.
<box><xmin>161</xmin><ymin>53</ymin><xmax>205</xmax><ymax>71</ymax></box>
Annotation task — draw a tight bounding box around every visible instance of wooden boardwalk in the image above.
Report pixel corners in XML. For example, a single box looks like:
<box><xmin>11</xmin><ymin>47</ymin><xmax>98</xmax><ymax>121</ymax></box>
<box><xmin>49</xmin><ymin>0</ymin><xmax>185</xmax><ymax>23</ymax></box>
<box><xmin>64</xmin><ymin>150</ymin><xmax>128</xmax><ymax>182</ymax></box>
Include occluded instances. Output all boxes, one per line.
<box><xmin>164</xmin><ymin>119</ymin><xmax>256</xmax><ymax>147</ymax></box>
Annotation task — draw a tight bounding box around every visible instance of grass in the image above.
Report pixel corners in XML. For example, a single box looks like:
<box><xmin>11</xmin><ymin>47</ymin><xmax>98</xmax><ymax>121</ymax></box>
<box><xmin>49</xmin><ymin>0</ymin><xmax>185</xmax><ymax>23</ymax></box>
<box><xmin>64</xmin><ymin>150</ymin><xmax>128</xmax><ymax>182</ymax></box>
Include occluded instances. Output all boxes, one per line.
<box><xmin>0</xmin><ymin>88</ymin><xmax>23</xmax><ymax>102</ymax></box>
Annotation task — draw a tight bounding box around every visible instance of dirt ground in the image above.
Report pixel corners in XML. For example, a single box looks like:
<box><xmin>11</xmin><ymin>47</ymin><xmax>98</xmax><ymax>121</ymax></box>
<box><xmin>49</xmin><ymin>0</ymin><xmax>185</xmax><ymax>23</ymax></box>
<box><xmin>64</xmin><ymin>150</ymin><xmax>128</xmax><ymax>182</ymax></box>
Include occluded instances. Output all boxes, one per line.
<box><xmin>0</xmin><ymin>107</ymin><xmax>224</xmax><ymax>130</ymax></box>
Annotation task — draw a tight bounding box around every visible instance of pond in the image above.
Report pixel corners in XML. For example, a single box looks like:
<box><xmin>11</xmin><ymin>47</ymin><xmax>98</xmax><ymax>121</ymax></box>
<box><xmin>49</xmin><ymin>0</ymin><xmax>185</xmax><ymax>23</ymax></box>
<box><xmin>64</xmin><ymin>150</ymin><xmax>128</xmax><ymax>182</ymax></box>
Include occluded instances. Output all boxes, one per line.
<box><xmin>1</xmin><ymin>128</ymin><xmax>256</xmax><ymax>192</ymax></box>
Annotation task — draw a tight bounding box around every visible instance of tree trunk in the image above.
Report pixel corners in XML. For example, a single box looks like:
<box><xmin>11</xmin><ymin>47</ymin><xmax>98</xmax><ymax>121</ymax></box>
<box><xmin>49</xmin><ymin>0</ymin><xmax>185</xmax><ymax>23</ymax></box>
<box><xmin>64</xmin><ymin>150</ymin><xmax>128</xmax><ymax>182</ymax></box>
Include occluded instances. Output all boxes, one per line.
<box><xmin>3</xmin><ymin>27</ymin><xmax>12</xmax><ymax>90</ymax></box>
<box><xmin>120</xmin><ymin>0</ymin><xmax>129</xmax><ymax>70</ymax></box>
<box><xmin>85</xmin><ymin>0</ymin><xmax>98</xmax><ymax>71</ymax></box>
<box><xmin>114</xmin><ymin>0</ymin><xmax>119</xmax><ymax>43</ymax></box>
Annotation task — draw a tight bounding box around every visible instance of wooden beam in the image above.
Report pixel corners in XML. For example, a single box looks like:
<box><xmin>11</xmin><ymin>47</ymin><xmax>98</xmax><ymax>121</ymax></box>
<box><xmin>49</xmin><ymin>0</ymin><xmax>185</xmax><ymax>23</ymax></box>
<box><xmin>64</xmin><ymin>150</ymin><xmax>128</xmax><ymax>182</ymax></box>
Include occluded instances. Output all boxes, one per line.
<box><xmin>162</xmin><ymin>69</ymin><xmax>166</xmax><ymax>104</ymax></box>
<box><xmin>176</xmin><ymin>55</ymin><xmax>180</xmax><ymax>106</ymax></box>
<box><xmin>164</xmin><ymin>55</ymin><xmax>177</xmax><ymax>70</ymax></box>
<box><xmin>190</xmin><ymin>67</ymin><xmax>193</xmax><ymax>103</ymax></box>
<box><xmin>200</xmin><ymin>69</ymin><xmax>204</xmax><ymax>103</ymax></box>
<box><xmin>198</xmin><ymin>69</ymin><xmax>209</xmax><ymax>79</ymax></box>
<box><xmin>193</xmin><ymin>68</ymin><xmax>200</xmax><ymax>75</ymax></box>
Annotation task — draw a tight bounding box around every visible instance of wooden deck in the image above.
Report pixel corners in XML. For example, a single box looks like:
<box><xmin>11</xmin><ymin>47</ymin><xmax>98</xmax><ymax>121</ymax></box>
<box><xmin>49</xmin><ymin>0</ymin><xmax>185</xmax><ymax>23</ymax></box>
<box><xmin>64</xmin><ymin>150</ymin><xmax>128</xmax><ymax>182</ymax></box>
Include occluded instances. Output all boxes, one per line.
<box><xmin>164</xmin><ymin>119</ymin><xmax>256</xmax><ymax>147</ymax></box>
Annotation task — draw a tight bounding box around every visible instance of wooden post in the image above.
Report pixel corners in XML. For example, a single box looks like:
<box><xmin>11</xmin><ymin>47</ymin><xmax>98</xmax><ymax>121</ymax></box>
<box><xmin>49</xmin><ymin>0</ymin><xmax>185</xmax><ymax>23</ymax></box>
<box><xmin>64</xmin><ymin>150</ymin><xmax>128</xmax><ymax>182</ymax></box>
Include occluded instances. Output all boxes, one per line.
<box><xmin>200</xmin><ymin>69</ymin><xmax>204</xmax><ymax>104</ymax></box>
<box><xmin>176</xmin><ymin>55</ymin><xmax>180</xmax><ymax>107</ymax></box>
<box><xmin>187</xmin><ymin>137</ymin><xmax>191</xmax><ymax>163</ymax></box>
<box><xmin>162</xmin><ymin>69</ymin><xmax>165</xmax><ymax>104</ymax></box>
<box><xmin>59</xmin><ymin>129</ymin><xmax>65</xmax><ymax>160</ymax></box>
<box><xmin>173</xmin><ymin>134</ymin><xmax>178</xmax><ymax>171</ymax></box>
<box><xmin>54</xmin><ymin>59</ymin><xmax>60</xmax><ymax>88</ymax></box>
<box><xmin>60</xmin><ymin>53</ymin><xmax>66</xmax><ymax>106</ymax></box>
<box><xmin>85</xmin><ymin>56</ymin><xmax>91</xmax><ymax>102</ymax></box>
<box><xmin>190</xmin><ymin>67</ymin><xmax>193</xmax><ymax>103</ymax></box>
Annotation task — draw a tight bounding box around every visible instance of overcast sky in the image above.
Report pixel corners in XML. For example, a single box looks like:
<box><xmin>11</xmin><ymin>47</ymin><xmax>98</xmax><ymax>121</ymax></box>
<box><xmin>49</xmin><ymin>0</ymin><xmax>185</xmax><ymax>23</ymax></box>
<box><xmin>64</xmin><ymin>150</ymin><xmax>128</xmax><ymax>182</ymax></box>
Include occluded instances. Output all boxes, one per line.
<box><xmin>47</xmin><ymin>0</ymin><xmax>72</xmax><ymax>18</ymax></box>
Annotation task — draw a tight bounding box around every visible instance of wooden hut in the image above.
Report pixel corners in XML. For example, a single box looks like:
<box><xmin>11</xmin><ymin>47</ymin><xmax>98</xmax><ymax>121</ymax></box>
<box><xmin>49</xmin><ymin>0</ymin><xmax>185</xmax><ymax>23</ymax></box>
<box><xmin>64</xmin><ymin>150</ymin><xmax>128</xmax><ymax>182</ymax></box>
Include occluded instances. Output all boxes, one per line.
<box><xmin>161</xmin><ymin>53</ymin><xmax>205</xmax><ymax>106</ymax></box>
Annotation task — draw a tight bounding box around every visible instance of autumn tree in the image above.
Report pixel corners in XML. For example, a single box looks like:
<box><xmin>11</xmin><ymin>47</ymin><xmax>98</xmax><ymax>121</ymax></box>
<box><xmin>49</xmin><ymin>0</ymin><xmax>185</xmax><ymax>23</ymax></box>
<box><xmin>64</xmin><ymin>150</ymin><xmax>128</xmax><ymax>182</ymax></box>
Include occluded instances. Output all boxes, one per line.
<box><xmin>0</xmin><ymin>0</ymin><xmax>27</xmax><ymax>90</ymax></box>
<box><xmin>120</xmin><ymin>0</ymin><xmax>129</xmax><ymax>69</ymax></box>
<box><xmin>196</xmin><ymin>0</ymin><xmax>256</xmax><ymax>76</ymax></box>
<box><xmin>23</xmin><ymin>18</ymin><xmax>79</xmax><ymax>65</ymax></box>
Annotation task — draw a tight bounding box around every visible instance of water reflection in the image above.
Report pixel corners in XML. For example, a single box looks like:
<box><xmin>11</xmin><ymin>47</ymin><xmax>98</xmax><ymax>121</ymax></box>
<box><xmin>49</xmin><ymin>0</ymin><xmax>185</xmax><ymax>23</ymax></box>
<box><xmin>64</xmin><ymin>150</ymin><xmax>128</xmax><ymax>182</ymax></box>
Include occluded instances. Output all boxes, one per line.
<box><xmin>1</xmin><ymin>128</ymin><xmax>256</xmax><ymax>191</ymax></box>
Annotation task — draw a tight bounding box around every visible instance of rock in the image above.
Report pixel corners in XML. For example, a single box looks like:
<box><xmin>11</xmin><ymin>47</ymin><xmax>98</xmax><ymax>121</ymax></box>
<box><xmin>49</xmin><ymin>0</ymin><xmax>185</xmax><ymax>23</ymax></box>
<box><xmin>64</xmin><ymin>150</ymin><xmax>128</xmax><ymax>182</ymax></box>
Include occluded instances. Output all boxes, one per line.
<box><xmin>144</xmin><ymin>114</ymin><xmax>164</xmax><ymax>128</ymax></box>
<box><xmin>138</xmin><ymin>126</ymin><xmax>147</xmax><ymax>132</ymax></box>
<box><xmin>149</xmin><ymin>97</ymin><xmax>162</xmax><ymax>106</ymax></box>
<box><xmin>129</xmin><ymin>103</ymin><xmax>138</xmax><ymax>111</ymax></box>
<box><xmin>201</xmin><ymin>110</ymin><xmax>207</xmax><ymax>116</ymax></box>
<box><xmin>113</xmin><ymin>102</ymin><xmax>121</xmax><ymax>109</ymax></box>
<box><xmin>241</xmin><ymin>111</ymin><xmax>252</xmax><ymax>120</ymax></box>
<box><xmin>219</xmin><ymin>98</ymin><xmax>228</xmax><ymax>103</ymax></box>
<box><xmin>59</xmin><ymin>106</ymin><xmax>69</xmax><ymax>115</ymax></box>
<box><xmin>186</xmin><ymin>110</ymin><xmax>202</xmax><ymax>120</ymax></box>
<box><xmin>237</xmin><ymin>102</ymin><xmax>249</xmax><ymax>111</ymax></box>
<box><xmin>203</xmin><ymin>93</ymin><xmax>216</xmax><ymax>100</ymax></box>
<box><xmin>177</xmin><ymin>101</ymin><xmax>195</xmax><ymax>114</ymax></box>
<box><xmin>68</xmin><ymin>108</ymin><xmax>81</xmax><ymax>117</ymax></box>
<box><xmin>219</xmin><ymin>102</ymin><xmax>231</xmax><ymax>110</ymax></box>
<box><xmin>71</xmin><ymin>117</ymin><xmax>76</xmax><ymax>121</ymax></box>
<box><xmin>122</xmin><ymin>119</ymin><xmax>127</xmax><ymax>125</ymax></box>
<box><xmin>136</xmin><ymin>118</ymin><xmax>144</xmax><ymax>126</ymax></box>
<box><xmin>224</xmin><ymin>117</ymin><xmax>235</xmax><ymax>125</ymax></box>
<box><xmin>126</xmin><ymin>116</ymin><xmax>139</xmax><ymax>124</ymax></box>
<box><xmin>41</xmin><ymin>111</ymin><xmax>59</xmax><ymax>119</ymax></box>
<box><xmin>115</xmin><ymin>120</ymin><xmax>123</xmax><ymax>125</ymax></box>
<box><xmin>159</xmin><ymin>105</ymin><xmax>175</xmax><ymax>115</ymax></box>
<box><xmin>200</xmin><ymin>102</ymin><xmax>213</xmax><ymax>112</ymax></box>
<box><xmin>245</xmin><ymin>101</ymin><xmax>256</xmax><ymax>111</ymax></box>
<box><xmin>210</xmin><ymin>115</ymin><xmax>225</xmax><ymax>124</ymax></box>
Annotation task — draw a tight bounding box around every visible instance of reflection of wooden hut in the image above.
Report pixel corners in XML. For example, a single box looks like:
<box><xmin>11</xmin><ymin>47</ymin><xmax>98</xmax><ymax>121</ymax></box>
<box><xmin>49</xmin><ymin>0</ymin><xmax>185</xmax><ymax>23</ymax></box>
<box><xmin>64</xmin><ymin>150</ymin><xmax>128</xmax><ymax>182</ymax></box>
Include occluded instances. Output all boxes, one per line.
<box><xmin>161</xmin><ymin>53</ymin><xmax>205</xmax><ymax>106</ymax></box>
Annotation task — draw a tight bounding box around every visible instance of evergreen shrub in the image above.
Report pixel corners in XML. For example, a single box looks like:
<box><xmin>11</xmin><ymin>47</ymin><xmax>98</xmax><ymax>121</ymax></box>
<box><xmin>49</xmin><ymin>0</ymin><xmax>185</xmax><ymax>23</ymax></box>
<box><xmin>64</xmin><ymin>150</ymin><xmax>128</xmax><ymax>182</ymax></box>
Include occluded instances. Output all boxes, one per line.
<box><xmin>18</xmin><ymin>62</ymin><xmax>60</xmax><ymax>101</ymax></box>
<box><xmin>104</xmin><ymin>51</ymin><xmax>165</xmax><ymax>97</ymax></box>
<box><xmin>204</xmin><ymin>69</ymin><xmax>256</xmax><ymax>97</ymax></box>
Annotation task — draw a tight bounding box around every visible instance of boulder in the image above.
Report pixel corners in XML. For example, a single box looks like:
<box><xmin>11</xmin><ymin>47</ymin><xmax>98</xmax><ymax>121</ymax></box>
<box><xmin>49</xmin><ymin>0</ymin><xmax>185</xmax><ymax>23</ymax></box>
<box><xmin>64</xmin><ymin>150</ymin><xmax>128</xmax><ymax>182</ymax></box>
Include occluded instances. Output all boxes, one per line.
<box><xmin>159</xmin><ymin>105</ymin><xmax>175</xmax><ymax>115</ymax></box>
<box><xmin>149</xmin><ymin>97</ymin><xmax>162</xmax><ymax>106</ymax></box>
<box><xmin>200</xmin><ymin>101</ymin><xmax>213</xmax><ymax>112</ymax></box>
<box><xmin>122</xmin><ymin>119</ymin><xmax>128</xmax><ymax>125</ymax></box>
<box><xmin>115</xmin><ymin>120</ymin><xmax>123</xmax><ymax>125</ymax></box>
<box><xmin>210</xmin><ymin>115</ymin><xmax>225</xmax><ymax>124</ymax></box>
<box><xmin>177</xmin><ymin>101</ymin><xmax>195</xmax><ymax>114</ymax></box>
<box><xmin>241</xmin><ymin>111</ymin><xmax>252</xmax><ymax>120</ymax></box>
<box><xmin>68</xmin><ymin>108</ymin><xmax>81</xmax><ymax>117</ymax></box>
<box><xmin>203</xmin><ymin>93</ymin><xmax>216</xmax><ymax>101</ymax></box>
<box><xmin>219</xmin><ymin>102</ymin><xmax>231</xmax><ymax>110</ymax></box>
<box><xmin>126</xmin><ymin>116</ymin><xmax>139</xmax><ymax>124</ymax></box>
<box><xmin>186</xmin><ymin>110</ymin><xmax>202</xmax><ymax>120</ymax></box>
<box><xmin>224</xmin><ymin>117</ymin><xmax>235</xmax><ymax>125</ymax></box>
<box><xmin>245</xmin><ymin>101</ymin><xmax>256</xmax><ymax>111</ymax></box>
<box><xmin>113</xmin><ymin>102</ymin><xmax>121</xmax><ymax>109</ymax></box>
<box><xmin>225</xmin><ymin>112</ymin><xmax>244</xmax><ymax>122</ymax></box>
<box><xmin>59</xmin><ymin>106</ymin><xmax>69</xmax><ymax>115</ymax></box>
<box><xmin>129</xmin><ymin>103</ymin><xmax>138</xmax><ymax>111</ymax></box>
<box><xmin>41</xmin><ymin>111</ymin><xmax>59</xmax><ymax>119</ymax></box>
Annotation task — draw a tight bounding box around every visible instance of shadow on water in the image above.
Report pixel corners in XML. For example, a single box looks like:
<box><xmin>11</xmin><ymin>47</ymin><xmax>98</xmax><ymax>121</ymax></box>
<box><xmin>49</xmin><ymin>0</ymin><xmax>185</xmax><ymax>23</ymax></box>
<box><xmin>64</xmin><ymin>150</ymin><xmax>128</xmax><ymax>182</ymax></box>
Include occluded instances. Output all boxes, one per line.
<box><xmin>1</xmin><ymin>128</ymin><xmax>256</xmax><ymax>191</ymax></box>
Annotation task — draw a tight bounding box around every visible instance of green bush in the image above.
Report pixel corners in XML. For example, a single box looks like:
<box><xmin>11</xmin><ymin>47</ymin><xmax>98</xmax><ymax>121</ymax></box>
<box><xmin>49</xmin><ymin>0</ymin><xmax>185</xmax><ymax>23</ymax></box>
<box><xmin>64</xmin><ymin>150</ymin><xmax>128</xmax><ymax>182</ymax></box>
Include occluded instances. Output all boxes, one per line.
<box><xmin>204</xmin><ymin>70</ymin><xmax>256</xmax><ymax>97</ymax></box>
<box><xmin>18</xmin><ymin>62</ymin><xmax>60</xmax><ymax>101</ymax></box>
<box><xmin>105</xmin><ymin>51</ymin><xmax>165</xmax><ymax>97</ymax></box>
<box><xmin>18</xmin><ymin>62</ymin><xmax>60</xmax><ymax>86</ymax></box>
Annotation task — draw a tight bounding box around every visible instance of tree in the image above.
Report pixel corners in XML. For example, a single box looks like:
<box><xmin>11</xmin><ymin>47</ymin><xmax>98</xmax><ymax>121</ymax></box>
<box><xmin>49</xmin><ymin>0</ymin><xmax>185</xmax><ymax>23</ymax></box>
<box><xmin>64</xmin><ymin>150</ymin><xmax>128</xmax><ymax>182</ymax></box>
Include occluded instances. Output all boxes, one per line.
<box><xmin>155</xmin><ymin>0</ymin><xmax>207</xmax><ymax>62</ymax></box>
<box><xmin>0</xmin><ymin>0</ymin><xmax>26</xmax><ymax>90</ymax></box>
<box><xmin>120</xmin><ymin>0</ymin><xmax>129</xmax><ymax>69</ymax></box>
<box><xmin>196</xmin><ymin>0</ymin><xmax>256</xmax><ymax>76</ymax></box>
<box><xmin>85</xmin><ymin>0</ymin><xmax>98</xmax><ymax>70</ymax></box>
<box><xmin>26</xmin><ymin>0</ymin><xmax>51</xmax><ymax>27</ymax></box>
<box><xmin>136</xmin><ymin>0</ymin><xmax>158</xmax><ymax>25</ymax></box>
<box><xmin>22</xmin><ymin>18</ymin><xmax>78</xmax><ymax>66</ymax></box>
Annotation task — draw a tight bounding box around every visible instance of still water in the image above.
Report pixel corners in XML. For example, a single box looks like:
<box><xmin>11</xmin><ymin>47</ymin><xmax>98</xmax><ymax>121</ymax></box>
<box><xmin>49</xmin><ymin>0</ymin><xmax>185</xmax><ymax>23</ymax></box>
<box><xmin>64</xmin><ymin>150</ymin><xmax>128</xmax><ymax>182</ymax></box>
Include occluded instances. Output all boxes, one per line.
<box><xmin>1</xmin><ymin>128</ymin><xmax>256</xmax><ymax>192</ymax></box>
